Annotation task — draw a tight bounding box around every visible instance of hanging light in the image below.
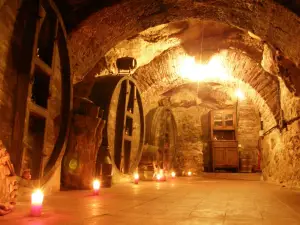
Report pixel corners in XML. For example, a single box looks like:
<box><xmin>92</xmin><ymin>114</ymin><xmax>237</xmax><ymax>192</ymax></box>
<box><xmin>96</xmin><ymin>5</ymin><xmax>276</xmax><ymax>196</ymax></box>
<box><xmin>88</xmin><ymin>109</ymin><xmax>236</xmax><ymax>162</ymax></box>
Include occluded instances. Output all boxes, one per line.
<box><xmin>235</xmin><ymin>88</ymin><xmax>245</xmax><ymax>100</ymax></box>
<box><xmin>177</xmin><ymin>55</ymin><xmax>230</xmax><ymax>82</ymax></box>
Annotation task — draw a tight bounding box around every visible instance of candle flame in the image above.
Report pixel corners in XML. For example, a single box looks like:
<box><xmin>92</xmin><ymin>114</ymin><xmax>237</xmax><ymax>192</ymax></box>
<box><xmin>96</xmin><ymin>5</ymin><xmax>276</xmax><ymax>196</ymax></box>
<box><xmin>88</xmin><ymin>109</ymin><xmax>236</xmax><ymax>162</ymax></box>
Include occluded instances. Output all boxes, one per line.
<box><xmin>31</xmin><ymin>189</ymin><xmax>44</xmax><ymax>205</ymax></box>
<box><xmin>171</xmin><ymin>172</ymin><xmax>176</xmax><ymax>178</ymax></box>
<box><xmin>188</xmin><ymin>171</ymin><xmax>192</xmax><ymax>176</ymax></box>
<box><xmin>93</xmin><ymin>179</ymin><xmax>100</xmax><ymax>190</ymax></box>
<box><xmin>156</xmin><ymin>174</ymin><xmax>161</xmax><ymax>180</ymax></box>
<box><xmin>134</xmin><ymin>173</ymin><xmax>139</xmax><ymax>180</ymax></box>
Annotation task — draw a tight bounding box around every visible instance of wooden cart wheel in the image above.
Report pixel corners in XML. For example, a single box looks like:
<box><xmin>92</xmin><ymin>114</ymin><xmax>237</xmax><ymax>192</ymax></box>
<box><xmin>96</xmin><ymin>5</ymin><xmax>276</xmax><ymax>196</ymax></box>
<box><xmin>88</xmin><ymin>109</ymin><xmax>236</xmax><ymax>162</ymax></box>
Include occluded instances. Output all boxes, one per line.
<box><xmin>90</xmin><ymin>75</ymin><xmax>145</xmax><ymax>174</ymax></box>
<box><xmin>10</xmin><ymin>0</ymin><xmax>72</xmax><ymax>183</ymax></box>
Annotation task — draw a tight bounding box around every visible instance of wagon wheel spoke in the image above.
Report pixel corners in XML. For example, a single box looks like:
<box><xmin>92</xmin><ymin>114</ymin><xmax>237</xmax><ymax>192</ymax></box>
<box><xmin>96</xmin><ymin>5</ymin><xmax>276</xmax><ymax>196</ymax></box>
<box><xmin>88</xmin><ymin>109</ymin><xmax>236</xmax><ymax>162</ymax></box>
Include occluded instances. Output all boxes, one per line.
<box><xmin>89</xmin><ymin>76</ymin><xmax>145</xmax><ymax>175</ymax></box>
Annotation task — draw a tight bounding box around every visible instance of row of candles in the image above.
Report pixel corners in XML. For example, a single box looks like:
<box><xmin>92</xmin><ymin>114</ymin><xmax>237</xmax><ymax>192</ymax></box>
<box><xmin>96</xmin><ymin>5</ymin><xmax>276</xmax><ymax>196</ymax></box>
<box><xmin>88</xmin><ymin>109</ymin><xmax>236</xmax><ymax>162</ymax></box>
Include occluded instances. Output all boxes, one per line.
<box><xmin>30</xmin><ymin>179</ymin><xmax>101</xmax><ymax>217</ymax></box>
<box><xmin>30</xmin><ymin>170</ymin><xmax>193</xmax><ymax>217</ymax></box>
<box><xmin>134</xmin><ymin>170</ymin><xmax>192</xmax><ymax>184</ymax></box>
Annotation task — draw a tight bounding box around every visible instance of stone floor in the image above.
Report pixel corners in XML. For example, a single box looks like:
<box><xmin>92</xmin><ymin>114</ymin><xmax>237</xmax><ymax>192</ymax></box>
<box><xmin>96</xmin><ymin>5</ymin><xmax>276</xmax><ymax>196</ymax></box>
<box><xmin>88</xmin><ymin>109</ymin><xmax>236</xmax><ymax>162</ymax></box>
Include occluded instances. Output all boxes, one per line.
<box><xmin>1</xmin><ymin>176</ymin><xmax>300</xmax><ymax>225</ymax></box>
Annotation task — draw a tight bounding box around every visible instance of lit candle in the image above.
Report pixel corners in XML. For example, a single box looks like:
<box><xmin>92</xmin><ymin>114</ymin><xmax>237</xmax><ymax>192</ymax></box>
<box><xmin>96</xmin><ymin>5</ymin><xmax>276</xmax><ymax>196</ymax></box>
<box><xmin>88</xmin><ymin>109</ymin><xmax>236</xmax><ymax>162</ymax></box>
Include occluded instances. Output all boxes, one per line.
<box><xmin>156</xmin><ymin>174</ymin><xmax>162</xmax><ymax>181</ymax></box>
<box><xmin>159</xmin><ymin>169</ymin><xmax>166</xmax><ymax>181</ymax></box>
<box><xmin>187</xmin><ymin>171</ymin><xmax>192</xmax><ymax>176</ymax></box>
<box><xmin>93</xmin><ymin>179</ymin><xmax>100</xmax><ymax>195</ymax></box>
<box><xmin>171</xmin><ymin>171</ymin><xmax>176</xmax><ymax>178</ymax></box>
<box><xmin>134</xmin><ymin>173</ymin><xmax>139</xmax><ymax>184</ymax></box>
<box><xmin>31</xmin><ymin>189</ymin><xmax>44</xmax><ymax>217</ymax></box>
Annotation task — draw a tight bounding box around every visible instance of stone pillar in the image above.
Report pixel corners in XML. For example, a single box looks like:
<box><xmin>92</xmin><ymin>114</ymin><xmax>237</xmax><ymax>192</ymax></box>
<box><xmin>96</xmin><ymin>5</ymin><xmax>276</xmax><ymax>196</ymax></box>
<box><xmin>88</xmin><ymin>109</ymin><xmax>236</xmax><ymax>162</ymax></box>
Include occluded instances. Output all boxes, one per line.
<box><xmin>61</xmin><ymin>97</ymin><xmax>105</xmax><ymax>189</ymax></box>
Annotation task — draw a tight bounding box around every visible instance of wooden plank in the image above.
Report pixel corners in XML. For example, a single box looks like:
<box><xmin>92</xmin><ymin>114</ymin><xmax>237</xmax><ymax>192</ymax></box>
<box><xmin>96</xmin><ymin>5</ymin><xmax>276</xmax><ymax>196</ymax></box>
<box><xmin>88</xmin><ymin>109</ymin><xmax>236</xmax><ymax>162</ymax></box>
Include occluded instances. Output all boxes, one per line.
<box><xmin>28</xmin><ymin>101</ymin><xmax>49</xmax><ymax>118</ymax></box>
<box><xmin>124</xmin><ymin>135</ymin><xmax>133</xmax><ymax>142</ymax></box>
<box><xmin>10</xmin><ymin>1</ymin><xmax>40</xmax><ymax>175</ymax></box>
<box><xmin>120</xmin><ymin>80</ymin><xmax>130</xmax><ymax>173</ymax></box>
<box><xmin>34</xmin><ymin>57</ymin><xmax>52</xmax><ymax>76</ymax></box>
<box><xmin>126</xmin><ymin>111</ymin><xmax>134</xmax><ymax>118</ymax></box>
<box><xmin>212</xmin><ymin>141</ymin><xmax>237</xmax><ymax>148</ymax></box>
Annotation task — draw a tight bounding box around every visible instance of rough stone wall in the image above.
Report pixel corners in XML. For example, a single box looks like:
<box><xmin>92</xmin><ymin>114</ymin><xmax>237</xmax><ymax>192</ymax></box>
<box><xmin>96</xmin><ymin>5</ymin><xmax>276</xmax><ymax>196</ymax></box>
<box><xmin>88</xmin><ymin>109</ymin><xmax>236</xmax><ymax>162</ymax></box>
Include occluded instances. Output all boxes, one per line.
<box><xmin>237</xmin><ymin>99</ymin><xmax>261</xmax><ymax>163</ymax></box>
<box><xmin>262</xmin><ymin>121</ymin><xmax>300</xmax><ymax>187</ymax></box>
<box><xmin>133</xmin><ymin>47</ymin><xmax>278</xmax><ymax>130</ymax></box>
<box><xmin>156</xmin><ymin>83</ymin><xmax>261</xmax><ymax>174</ymax></box>
<box><xmin>262</xmin><ymin>78</ymin><xmax>300</xmax><ymax>188</ymax></box>
<box><xmin>172</xmin><ymin>106</ymin><xmax>207</xmax><ymax>174</ymax></box>
<box><xmin>0</xmin><ymin>0</ymin><xmax>20</xmax><ymax>155</ymax></box>
<box><xmin>68</xmin><ymin>0</ymin><xmax>300</xmax><ymax>83</ymax></box>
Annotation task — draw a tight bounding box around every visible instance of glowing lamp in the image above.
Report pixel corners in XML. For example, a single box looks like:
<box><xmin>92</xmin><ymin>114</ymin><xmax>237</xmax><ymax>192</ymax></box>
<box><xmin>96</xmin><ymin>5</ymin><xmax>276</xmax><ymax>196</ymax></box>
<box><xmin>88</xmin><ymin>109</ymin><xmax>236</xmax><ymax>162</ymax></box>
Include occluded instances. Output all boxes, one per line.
<box><xmin>235</xmin><ymin>88</ymin><xmax>245</xmax><ymax>101</ymax></box>
<box><xmin>31</xmin><ymin>189</ymin><xmax>44</xmax><ymax>216</ymax></box>
<box><xmin>93</xmin><ymin>179</ymin><xmax>101</xmax><ymax>195</ymax></box>
<box><xmin>187</xmin><ymin>171</ymin><xmax>192</xmax><ymax>176</ymax></box>
<box><xmin>134</xmin><ymin>173</ymin><xmax>139</xmax><ymax>184</ymax></box>
<box><xmin>171</xmin><ymin>172</ymin><xmax>176</xmax><ymax>178</ymax></box>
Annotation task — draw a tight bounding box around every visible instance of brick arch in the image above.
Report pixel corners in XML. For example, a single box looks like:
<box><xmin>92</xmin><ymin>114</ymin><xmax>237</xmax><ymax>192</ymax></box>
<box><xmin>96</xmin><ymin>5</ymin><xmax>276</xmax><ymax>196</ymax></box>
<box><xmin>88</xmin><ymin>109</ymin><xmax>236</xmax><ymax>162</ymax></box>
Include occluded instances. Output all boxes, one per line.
<box><xmin>133</xmin><ymin>47</ymin><xmax>278</xmax><ymax>129</ymax></box>
<box><xmin>69</xmin><ymin>0</ymin><xmax>300</xmax><ymax>83</ymax></box>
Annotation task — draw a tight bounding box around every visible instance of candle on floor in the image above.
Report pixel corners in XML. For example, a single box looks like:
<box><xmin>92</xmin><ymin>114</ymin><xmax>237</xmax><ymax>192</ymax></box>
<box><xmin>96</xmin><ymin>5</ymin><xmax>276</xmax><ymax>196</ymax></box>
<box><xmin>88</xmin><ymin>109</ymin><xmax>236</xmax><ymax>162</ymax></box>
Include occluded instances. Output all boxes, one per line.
<box><xmin>159</xmin><ymin>169</ymin><xmax>166</xmax><ymax>181</ymax></box>
<box><xmin>156</xmin><ymin>174</ymin><xmax>162</xmax><ymax>181</ymax></box>
<box><xmin>171</xmin><ymin>171</ymin><xmax>176</xmax><ymax>178</ymax></box>
<box><xmin>93</xmin><ymin>179</ymin><xmax>100</xmax><ymax>195</ymax></box>
<box><xmin>134</xmin><ymin>173</ymin><xmax>139</xmax><ymax>184</ymax></box>
<box><xmin>31</xmin><ymin>189</ymin><xmax>44</xmax><ymax>217</ymax></box>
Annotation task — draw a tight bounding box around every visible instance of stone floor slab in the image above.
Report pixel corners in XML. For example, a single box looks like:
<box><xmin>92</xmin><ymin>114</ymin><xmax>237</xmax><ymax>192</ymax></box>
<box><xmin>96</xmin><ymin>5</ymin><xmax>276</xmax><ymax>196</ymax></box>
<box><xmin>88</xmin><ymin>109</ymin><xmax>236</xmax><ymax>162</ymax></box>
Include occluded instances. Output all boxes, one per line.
<box><xmin>0</xmin><ymin>177</ymin><xmax>300</xmax><ymax>225</ymax></box>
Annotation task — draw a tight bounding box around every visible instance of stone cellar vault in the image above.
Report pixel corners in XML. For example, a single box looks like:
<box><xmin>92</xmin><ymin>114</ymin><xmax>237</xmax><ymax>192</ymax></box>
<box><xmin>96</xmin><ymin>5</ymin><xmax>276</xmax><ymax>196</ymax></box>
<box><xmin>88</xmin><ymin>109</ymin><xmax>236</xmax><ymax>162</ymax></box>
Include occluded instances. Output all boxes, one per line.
<box><xmin>0</xmin><ymin>0</ymin><xmax>300</xmax><ymax>215</ymax></box>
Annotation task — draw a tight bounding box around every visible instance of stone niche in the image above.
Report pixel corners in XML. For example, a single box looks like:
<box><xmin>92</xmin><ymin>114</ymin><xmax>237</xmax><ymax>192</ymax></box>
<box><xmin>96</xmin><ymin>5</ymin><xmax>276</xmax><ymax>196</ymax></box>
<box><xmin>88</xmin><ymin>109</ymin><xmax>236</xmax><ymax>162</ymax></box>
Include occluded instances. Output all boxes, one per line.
<box><xmin>152</xmin><ymin>83</ymin><xmax>260</xmax><ymax>174</ymax></box>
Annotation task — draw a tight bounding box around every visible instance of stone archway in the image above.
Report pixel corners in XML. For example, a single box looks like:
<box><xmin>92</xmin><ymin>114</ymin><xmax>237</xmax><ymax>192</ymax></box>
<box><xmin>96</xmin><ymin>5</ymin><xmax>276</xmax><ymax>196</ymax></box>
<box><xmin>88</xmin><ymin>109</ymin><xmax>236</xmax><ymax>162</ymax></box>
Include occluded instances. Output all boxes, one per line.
<box><xmin>68</xmin><ymin>0</ymin><xmax>300</xmax><ymax>85</ymax></box>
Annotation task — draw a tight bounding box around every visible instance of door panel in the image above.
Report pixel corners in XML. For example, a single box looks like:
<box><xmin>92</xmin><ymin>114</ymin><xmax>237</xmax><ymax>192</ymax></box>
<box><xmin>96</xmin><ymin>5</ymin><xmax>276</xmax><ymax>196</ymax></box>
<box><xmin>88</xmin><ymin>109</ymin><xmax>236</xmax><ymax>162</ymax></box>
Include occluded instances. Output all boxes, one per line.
<box><xmin>214</xmin><ymin>148</ymin><xmax>226</xmax><ymax>166</ymax></box>
<box><xmin>226</xmin><ymin>148</ymin><xmax>238</xmax><ymax>166</ymax></box>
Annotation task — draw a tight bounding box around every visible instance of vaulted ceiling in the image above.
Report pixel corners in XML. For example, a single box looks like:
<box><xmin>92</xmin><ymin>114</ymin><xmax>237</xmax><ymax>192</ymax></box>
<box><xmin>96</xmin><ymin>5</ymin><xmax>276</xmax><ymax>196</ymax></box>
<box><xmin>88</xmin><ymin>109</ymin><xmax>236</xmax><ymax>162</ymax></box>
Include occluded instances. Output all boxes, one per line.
<box><xmin>54</xmin><ymin>0</ymin><xmax>300</xmax><ymax>32</ymax></box>
<box><xmin>50</xmin><ymin>0</ymin><xmax>300</xmax><ymax>128</ymax></box>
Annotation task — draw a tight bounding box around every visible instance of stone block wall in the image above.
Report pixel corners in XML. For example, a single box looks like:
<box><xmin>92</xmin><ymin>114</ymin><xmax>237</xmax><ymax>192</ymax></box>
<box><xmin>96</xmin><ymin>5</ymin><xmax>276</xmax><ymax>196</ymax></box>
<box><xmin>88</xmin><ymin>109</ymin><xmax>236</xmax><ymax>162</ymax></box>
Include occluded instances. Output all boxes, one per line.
<box><xmin>149</xmin><ymin>84</ymin><xmax>261</xmax><ymax>174</ymax></box>
<box><xmin>237</xmin><ymin>100</ymin><xmax>261</xmax><ymax>166</ymax></box>
<box><xmin>261</xmin><ymin>78</ymin><xmax>300</xmax><ymax>188</ymax></box>
<box><xmin>0</xmin><ymin>0</ymin><xmax>20</xmax><ymax>157</ymax></box>
<box><xmin>172</xmin><ymin>106</ymin><xmax>208</xmax><ymax>174</ymax></box>
<box><xmin>262</xmin><ymin>121</ymin><xmax>300</xmax><ymax>187</ymax></box>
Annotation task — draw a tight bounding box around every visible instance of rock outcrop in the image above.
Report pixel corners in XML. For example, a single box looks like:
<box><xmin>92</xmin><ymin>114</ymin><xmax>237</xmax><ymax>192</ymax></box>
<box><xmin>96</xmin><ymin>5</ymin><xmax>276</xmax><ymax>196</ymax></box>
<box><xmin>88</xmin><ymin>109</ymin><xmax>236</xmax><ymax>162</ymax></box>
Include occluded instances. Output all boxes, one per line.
<box><xmin>0</xmin><ymin>140</ymin><xmax>17</xmax><ymax>216</ymax></box>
